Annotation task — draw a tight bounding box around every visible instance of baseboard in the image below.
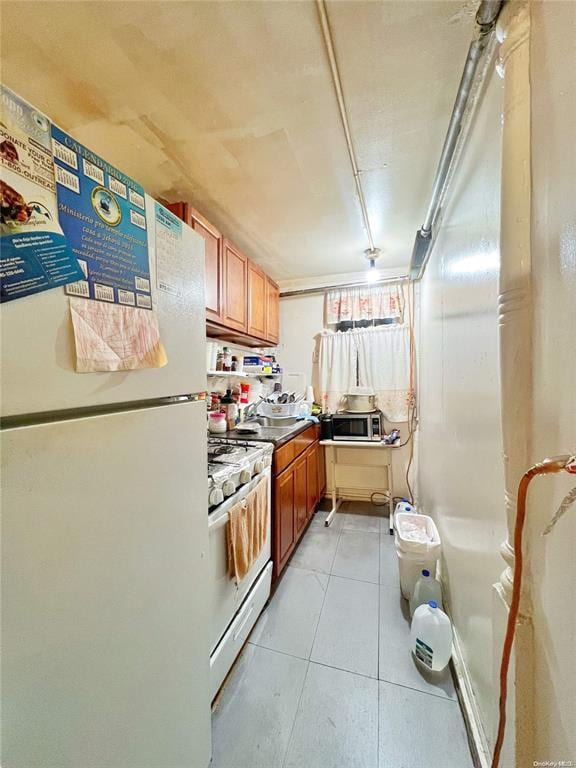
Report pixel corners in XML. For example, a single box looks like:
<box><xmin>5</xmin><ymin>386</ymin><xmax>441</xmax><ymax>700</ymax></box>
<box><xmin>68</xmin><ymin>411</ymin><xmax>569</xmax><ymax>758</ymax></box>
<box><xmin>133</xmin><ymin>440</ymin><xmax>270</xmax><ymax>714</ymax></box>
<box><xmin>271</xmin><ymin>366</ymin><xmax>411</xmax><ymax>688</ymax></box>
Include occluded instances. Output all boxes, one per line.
<box><xmin>451</xmin><ymin>628</ymin><xmax>492</xmax><ymax>768</ymax></box>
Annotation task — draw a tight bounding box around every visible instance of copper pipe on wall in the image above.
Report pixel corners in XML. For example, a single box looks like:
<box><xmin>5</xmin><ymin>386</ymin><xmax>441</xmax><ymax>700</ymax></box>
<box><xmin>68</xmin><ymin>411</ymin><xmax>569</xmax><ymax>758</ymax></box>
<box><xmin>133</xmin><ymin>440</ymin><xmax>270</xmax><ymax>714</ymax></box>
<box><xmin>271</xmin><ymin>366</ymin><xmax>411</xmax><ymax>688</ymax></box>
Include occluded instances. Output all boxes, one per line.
<box><xmin>491</xmin><ymin>454</ymin><xmax>576</xmax><ymax>768</ymax></box>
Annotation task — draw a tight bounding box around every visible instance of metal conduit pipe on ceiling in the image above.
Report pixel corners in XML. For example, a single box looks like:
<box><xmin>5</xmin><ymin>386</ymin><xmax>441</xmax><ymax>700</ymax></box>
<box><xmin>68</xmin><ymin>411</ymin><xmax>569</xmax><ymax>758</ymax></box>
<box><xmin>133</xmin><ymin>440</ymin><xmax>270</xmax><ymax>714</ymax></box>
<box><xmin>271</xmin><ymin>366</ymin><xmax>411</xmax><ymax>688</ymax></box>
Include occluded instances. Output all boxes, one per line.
<box><xmin>279</xmin><ymin>273</ymin><xmax>409</xmax><ymax>299</ymax></box>
<box><xmin>316</xmin><ymin>0</ymin><xmax>380</xmax><ymax>262</ymax></box>
<box><xmin>410</xmin><ymin>0</ymin><xmax>504</xmax><ymax>280</ymax></box>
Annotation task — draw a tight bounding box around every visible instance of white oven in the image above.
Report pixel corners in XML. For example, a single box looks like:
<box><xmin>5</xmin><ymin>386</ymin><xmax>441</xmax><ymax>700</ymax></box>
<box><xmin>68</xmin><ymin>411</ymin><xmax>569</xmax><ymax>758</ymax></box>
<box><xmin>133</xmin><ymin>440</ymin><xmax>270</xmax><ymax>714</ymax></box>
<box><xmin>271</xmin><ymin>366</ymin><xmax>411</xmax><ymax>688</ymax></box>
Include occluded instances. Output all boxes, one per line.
<box><xmin>208</xmin><ymin>467</ymin><xmax>272</xmax><ymax>699</ymax></box>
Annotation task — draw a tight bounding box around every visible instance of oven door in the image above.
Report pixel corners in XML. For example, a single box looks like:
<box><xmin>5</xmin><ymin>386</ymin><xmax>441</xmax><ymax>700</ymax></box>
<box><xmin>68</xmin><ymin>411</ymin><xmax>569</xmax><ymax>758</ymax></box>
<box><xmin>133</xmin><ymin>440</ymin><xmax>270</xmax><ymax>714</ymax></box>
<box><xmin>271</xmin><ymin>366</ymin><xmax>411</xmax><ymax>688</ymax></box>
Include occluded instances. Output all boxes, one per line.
<box><xmin>332</xmin><ymin>414</ymin><xmax>371</xmax><ymax>441</ymax></box>
<box><xmin>208</xmin><ymin>469</ymin><xmax>271</xmax><ymax>653</ymax></box>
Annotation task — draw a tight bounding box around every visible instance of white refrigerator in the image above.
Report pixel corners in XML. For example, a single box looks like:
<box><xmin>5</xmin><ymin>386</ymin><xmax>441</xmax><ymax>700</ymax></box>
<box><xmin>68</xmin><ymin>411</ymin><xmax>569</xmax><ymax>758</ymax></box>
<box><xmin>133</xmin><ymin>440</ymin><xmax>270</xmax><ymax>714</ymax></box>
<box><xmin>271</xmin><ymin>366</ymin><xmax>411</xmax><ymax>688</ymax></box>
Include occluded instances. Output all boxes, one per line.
<box><xmin>1</xmin><ymin>196</ymin><xmax>212</xmax><ymax>768</ymax></box>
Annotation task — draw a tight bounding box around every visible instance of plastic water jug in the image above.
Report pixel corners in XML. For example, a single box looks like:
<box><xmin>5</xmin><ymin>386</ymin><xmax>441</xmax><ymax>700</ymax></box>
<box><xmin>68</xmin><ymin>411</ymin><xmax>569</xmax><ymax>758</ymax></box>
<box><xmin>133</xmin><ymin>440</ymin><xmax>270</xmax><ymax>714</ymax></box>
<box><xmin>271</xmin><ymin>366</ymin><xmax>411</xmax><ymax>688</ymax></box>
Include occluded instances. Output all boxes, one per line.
<box><xmin>395</xmin><ymin>498</ymin><xmax>415</xmax><ymax>516</ymax></box>
<box><xmin>410</xmin><ymin>569</ymin><xmax>443</xmax><ymax>617</ymax></box>
<box><xmin>410</xmin><ymin>601</ymin><xmax>453</xmax><ymax>672</ymax></box>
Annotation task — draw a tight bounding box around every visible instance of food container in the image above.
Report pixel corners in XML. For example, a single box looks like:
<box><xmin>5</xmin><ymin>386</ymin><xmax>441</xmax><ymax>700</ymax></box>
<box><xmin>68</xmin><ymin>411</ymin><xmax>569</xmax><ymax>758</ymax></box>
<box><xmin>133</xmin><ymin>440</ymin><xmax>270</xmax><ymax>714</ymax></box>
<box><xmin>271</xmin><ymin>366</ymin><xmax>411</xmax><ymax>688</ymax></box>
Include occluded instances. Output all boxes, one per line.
<box><xmin>344</xmin><ymin>387</ymin><xmax>375</xmax><ymax>412</ymax></box>
<box><xmin>208</xmin><ymin>412</ymin><xmax>227</xmax><ymax>434</ymax></box>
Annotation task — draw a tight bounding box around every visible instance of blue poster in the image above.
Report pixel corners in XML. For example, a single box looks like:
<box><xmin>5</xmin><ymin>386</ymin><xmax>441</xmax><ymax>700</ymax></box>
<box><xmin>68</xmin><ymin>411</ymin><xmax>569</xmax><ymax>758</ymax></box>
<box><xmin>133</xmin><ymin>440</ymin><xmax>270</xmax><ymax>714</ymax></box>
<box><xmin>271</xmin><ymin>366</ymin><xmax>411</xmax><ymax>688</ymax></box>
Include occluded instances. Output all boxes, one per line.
<box><xmin>51</xmin><ymin>125</ymin><xmax>152</xmax><ymax>309</ymax></box>
<box><xmin>0</xmin><ymin>86</ymin><xmax>85</xmax><ymax>303</ymax></box>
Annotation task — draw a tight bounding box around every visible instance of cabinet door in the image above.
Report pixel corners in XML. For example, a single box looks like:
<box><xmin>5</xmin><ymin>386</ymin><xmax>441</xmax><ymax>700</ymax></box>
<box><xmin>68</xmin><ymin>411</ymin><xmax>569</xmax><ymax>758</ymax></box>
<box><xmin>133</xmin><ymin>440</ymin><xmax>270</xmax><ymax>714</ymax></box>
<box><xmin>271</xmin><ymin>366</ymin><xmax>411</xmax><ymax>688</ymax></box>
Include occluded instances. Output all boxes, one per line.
<box><xmin>265</xmin><ymin>277</ymin><xmax>280</xmax><ymax>344</ymax></box>
<box><xmin>222</xmin><ymin>240</ymin><xmax>248</xmax><ymax>332</ymax></box>
<box><xmin>306</xmin><ymin>446</ymin><xmax>319</xmax><ymax>520</ymax></box>
<box><xmin>166</xmin><ymin>202</ymin><xmax>224</xmax><ymax>324</ymax></box>
<box><xmin>275</xmin><ymin>469</ymin><xmax>295</xmax><ymax>569</ymax></box>
<box><xmin>247</xmin><ymin>262</ymin><xmax>267</xmax><ymax>339</ymax></box>
<box><xmin>294</xmin><ymin>454</ymin><xmax>308</xmax><ymax>537</ymax></box>
<box><xmin>194</xmin><ymin>218</ymin><xmax>223</xmax><ymax>324</ymax></box>
<box><xmin>317</xmin><ymin>444</ymin><xmax>326</xmax><ymax>500</ymax></box>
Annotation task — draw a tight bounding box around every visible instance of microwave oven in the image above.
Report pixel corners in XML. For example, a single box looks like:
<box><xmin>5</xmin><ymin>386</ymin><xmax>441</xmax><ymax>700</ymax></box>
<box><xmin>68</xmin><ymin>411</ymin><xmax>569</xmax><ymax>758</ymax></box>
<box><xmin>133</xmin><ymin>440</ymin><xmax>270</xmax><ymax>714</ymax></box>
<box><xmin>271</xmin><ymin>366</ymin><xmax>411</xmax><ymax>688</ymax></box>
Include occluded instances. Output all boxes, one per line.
<box><xmin>331</xmin><ymin>411</ymin><xmax>383</xmax><ymax>442</ymax></box>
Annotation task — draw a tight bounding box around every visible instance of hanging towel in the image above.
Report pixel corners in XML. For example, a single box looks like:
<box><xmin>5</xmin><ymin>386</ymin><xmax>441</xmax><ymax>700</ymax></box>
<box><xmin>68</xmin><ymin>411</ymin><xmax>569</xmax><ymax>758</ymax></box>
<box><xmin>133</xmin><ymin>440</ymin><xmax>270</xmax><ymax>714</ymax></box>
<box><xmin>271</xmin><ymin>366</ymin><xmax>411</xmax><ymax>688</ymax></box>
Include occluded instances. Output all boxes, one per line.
<box><xmin>226</xmin><ymin>477</ymin><xmax>268</xmax><ymax>583</ymax></box>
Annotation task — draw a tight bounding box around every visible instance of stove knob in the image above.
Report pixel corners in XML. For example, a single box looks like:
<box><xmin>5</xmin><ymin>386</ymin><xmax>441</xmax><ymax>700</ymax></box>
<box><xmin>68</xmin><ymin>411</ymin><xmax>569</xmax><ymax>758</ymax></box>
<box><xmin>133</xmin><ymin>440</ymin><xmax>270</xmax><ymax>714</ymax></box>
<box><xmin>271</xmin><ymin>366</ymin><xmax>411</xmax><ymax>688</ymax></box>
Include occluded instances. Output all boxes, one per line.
<box><xmin>263</xmin><ymin>456</ymin><xmax>272</xmax><ymax>468</ymax></box>
<box><xmin>209</xmin><ymin>488</ymin><xmax>224</xmax><ymax>506</ymax></box>
<box><xmin>253</xmin><ymin>459</ymin><xmax>264</xmax><ymax>475</ymax></box>
<box><xmin>223</xmin><ymin>479</ymin><xmax>237</xmax><ymax>497</ymax></box>
<box><xmin>240</xmin><ymin>469</ymin><xmax>252</xmax><ymax>484</ymax></box>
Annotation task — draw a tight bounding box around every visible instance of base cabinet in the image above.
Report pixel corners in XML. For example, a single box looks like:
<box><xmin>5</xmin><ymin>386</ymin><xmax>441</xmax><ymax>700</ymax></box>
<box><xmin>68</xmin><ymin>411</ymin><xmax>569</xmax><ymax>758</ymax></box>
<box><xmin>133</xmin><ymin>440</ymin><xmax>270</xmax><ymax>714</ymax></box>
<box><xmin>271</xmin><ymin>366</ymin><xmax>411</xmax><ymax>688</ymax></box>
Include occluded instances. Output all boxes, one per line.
<box><xmin>272</xmin><ymin>427</ymin><xmax>322</xmax><ymax>582</ymax></box>
<box><xmin>276</xmin><ymin>469</ymin><xmax>295</xmax><ymax>567</ymax></box>
<box><xmin>294</xmin><ymin>454</ymin><xmax>308</xmax><ymax>537</ymax></box>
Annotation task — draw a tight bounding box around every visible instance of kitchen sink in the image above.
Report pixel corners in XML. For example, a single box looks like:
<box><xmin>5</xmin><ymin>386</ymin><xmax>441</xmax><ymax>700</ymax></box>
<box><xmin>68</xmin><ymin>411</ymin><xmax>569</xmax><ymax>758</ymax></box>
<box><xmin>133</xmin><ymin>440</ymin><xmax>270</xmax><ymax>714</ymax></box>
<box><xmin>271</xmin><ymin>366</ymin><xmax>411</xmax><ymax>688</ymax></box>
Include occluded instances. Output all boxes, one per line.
<box><xmin>253</xmin><ymin>416</ymin><xmax>300</xmax><ymax>427</ymax></box>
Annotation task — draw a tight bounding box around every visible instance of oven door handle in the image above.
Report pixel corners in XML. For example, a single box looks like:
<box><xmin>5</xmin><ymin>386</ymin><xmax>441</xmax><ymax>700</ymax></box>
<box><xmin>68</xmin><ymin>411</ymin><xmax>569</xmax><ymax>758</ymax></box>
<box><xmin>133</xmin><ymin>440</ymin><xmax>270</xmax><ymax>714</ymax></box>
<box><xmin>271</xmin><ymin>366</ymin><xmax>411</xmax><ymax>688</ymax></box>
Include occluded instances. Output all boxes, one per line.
<box><xmin>209</xmin><ymin>511</ymin><xmax>230</xmax><ymax>532</ymax></box>
<box><xmin>208</xmin><ymin>470</ymin><xmax>270</xmax><ymax>532</ymax></box>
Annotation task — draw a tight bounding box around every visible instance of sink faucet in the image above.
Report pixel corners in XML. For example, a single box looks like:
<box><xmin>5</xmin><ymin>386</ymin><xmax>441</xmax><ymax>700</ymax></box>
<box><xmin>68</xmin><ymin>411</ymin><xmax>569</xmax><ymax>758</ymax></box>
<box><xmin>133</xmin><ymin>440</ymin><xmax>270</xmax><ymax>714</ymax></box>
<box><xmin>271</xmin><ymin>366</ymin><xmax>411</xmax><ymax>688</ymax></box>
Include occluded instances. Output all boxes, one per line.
<box><xmin>243</xmin><ymin>402</ymin><xmax>259</xmax><ymax>420</ymax></box>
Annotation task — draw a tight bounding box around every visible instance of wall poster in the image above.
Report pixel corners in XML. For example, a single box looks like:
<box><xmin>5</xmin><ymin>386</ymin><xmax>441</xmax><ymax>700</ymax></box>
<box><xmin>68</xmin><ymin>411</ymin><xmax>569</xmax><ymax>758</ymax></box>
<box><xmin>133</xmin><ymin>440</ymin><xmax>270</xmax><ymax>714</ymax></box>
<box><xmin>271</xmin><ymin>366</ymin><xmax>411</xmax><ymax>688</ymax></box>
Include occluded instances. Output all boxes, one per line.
<box><xmin>0</xmin><ymin>85</ymin><xmax>84</xmax><ymax>302</ymax></box>
<box><xmin>51</xmin><ymin>125</ymin><xmax>153</xmax><ymax>310</ymax></box>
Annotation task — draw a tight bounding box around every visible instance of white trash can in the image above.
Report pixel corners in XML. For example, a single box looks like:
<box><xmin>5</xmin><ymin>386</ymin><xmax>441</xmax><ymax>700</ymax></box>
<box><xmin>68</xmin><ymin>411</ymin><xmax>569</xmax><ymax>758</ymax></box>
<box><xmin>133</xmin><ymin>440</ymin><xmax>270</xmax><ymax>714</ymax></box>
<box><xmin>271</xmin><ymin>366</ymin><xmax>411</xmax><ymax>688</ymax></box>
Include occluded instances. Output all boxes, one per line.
<box><xmin>395</xmin><ymin>512</ymin><xmax>441</xmax><ymax>600</ymax></box>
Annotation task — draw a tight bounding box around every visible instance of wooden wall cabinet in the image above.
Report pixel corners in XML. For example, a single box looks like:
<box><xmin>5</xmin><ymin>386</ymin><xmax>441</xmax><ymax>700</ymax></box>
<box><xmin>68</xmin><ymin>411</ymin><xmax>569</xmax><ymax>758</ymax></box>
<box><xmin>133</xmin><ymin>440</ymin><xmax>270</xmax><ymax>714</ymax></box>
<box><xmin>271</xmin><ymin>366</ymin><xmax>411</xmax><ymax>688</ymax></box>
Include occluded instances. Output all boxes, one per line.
<box><xmin>272</xmin><ymin>426</ymin><xmax>323</xmax><ymax>581</ymax></box>
<box><xmin>222</xmin><ymin>239</ymin><xmax>248</xmax><ymax>333</ymax></box>
<box><xmin>247</xmin><ymin>262</ymin><xmax>267</xmax><ymax>339</ymax></box>
<box><xmin>265</xmin><ymin>277</ymin><xmax>280</xmax><ymax>345</ymax></box>
<box><xmin>167</xmin><ymin>200</ymin><xmax>280</xmax><ymax>346</ymax></box>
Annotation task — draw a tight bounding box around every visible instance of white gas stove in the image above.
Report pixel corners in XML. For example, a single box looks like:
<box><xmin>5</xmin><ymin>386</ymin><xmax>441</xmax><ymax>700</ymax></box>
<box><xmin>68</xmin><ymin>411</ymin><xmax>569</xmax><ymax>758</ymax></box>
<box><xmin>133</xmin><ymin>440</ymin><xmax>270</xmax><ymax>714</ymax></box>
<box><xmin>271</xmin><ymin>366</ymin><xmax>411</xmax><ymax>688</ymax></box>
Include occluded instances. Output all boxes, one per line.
<box><xmin>207</xmin><ymin>437</ymin><xmax>274</xmax><ymax>509</ymax></box>
<box><xmin>207</xmin><ymin>436</ymin><xmax>275</xmax><ymax>700</ymax></box>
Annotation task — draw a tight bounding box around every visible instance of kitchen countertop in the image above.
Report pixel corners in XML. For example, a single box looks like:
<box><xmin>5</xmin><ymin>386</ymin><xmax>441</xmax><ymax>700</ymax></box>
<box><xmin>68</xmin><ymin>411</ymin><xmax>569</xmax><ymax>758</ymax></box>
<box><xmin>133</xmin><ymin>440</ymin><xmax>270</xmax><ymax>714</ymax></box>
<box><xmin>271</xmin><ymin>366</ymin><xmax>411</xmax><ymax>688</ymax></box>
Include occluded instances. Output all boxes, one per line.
<box><xmin>223</xmin><ymin>419</ymin><xmax>314</xmax><ymax>448</ymax></box>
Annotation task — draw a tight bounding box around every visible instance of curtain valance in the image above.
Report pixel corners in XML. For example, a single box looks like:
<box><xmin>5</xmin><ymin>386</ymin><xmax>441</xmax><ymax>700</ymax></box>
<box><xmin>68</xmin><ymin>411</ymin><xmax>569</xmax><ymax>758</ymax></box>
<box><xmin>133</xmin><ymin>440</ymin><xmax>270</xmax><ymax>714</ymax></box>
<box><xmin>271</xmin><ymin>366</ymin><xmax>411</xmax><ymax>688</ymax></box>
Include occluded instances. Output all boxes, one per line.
<box><xmin>325</xmin><ymin>282</ymin><xmax>404</xmax><ymax>326</ymax></box>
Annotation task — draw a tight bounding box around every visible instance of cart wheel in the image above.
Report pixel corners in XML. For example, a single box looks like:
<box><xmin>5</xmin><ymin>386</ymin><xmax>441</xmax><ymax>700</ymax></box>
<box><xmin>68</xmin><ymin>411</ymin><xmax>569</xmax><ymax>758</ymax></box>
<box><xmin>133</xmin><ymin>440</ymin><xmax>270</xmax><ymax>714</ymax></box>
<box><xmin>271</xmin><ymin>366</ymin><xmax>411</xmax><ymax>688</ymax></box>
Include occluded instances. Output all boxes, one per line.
<box><xmin>389</xmin><ymin>529</ymin><xmax>394</xmax><ymax>535</ymax></box>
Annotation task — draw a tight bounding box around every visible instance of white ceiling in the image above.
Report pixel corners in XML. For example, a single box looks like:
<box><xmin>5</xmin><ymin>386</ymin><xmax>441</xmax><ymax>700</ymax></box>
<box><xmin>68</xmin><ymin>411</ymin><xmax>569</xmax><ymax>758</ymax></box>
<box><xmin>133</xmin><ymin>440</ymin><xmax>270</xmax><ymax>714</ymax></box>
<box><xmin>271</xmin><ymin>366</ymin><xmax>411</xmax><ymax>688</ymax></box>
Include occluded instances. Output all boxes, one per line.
<box><xmin>1</xmin><ymin>1</ymin><xmax>476</xmax><ymax>281</ymax></box>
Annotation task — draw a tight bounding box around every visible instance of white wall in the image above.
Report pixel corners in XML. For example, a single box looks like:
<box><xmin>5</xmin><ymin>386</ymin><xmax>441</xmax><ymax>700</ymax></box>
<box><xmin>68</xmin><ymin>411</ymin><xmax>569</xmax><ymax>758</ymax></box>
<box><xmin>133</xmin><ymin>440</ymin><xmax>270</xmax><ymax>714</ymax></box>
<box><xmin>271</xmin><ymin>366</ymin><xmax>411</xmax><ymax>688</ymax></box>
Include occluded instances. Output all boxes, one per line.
<box><xmin>417</xmin><ymin>62</ymin><xmax>506</xmax><ymax>750</ymax></box>
<box><xmin>528</xmin><ymin>2</ymin><xmax>576</xmax><ymax>761</ymax></box>
<box><xmin>278</xmin><ymin>293</ymin><xmax>324</xmax><ymax>394</ymax></box>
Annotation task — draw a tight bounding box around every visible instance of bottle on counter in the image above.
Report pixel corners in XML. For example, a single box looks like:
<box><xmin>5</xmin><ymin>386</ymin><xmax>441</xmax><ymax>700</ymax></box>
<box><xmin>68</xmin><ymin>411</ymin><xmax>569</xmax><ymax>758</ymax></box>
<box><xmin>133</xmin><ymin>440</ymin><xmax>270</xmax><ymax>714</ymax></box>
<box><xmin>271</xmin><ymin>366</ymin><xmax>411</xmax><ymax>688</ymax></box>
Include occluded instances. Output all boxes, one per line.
<box><xmin>220</xmin><ymin>389</ymin><xmax>238</xmax><ymax>431</ymax></box>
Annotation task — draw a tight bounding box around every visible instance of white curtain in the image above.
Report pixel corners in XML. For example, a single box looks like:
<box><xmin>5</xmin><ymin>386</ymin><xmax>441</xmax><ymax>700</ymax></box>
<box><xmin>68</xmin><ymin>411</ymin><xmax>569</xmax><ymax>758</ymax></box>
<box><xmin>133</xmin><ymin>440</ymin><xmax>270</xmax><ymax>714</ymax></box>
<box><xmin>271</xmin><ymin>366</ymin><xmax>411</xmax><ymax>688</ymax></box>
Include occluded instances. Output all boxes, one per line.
<box><xmin>357</xmin><ymin>325</ymin><xmax>411</xmax><ymax>421</ymax></box>
<box><xmin>317</xmin><ymin>325</ymin><xmax>412</xmax><ymax>420</ymax></box>
<box><xmin>317</xmin><ymin>330</ymin><xmax>358</xmax><ymax>414</ymax></box>
<box><xmin>325</xmin><ymin>282</ymin><xmax>404</xmax><ymax>325</ymax></box>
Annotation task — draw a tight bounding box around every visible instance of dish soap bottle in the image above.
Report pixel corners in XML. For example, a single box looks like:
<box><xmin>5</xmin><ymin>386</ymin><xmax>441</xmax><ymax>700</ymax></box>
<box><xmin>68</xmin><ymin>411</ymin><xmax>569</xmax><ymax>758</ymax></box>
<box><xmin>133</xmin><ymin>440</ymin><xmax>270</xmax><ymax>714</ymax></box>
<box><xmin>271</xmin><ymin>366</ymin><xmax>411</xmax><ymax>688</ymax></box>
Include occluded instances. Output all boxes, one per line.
<box><xmin>410</xmin><ymin>601</ymin><xmax>452</xmax><ymax>672</ymax></box>
<box><xmin>221</xmin><ymin>389</ymin><xmax>238</xmax><ymax>431</ymax></box>
<box><xmin>410</xmin><ymin>569</ymin><xmax>442</xmax><ymax>617</ymax></box>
